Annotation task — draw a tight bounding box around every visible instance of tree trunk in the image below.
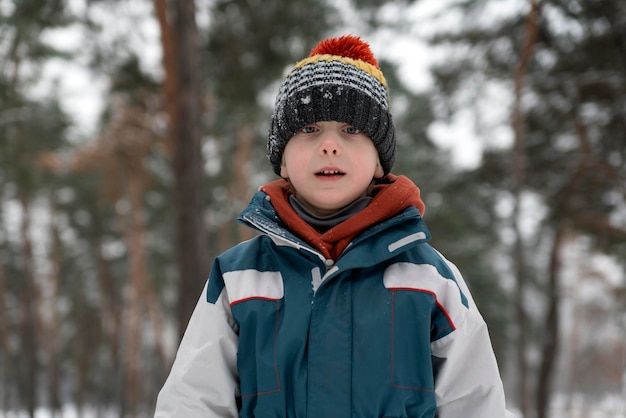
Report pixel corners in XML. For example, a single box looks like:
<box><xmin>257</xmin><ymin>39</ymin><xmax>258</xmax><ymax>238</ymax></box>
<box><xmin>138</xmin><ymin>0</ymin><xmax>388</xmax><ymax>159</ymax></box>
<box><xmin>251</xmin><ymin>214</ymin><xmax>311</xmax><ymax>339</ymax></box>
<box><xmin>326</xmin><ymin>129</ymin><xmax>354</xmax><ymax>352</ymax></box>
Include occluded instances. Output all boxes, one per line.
<box><xmin>72</xmin><ymin>281</ymin><xmax>88</xmax><ymax>418</ymax></box>
<box><xmin>152</xmin><ymin>0</ymin><xmax>178</xmax><ymax>156</ymax></box>
<box><xmin>171</xmin><ymin>0</ymin><xmax>207</xmax><ymax>340</ymax></box>
<box><xmin>0</xmin><ymin>234</ymin><xmax>12</xmax><ymax>411</ymax></box>
<box><xmin>232</xmin><ymin>125</ymin><xmax>255</xmax><ymax>244</ymax></box>
<box><xmin>144</xmin><ymin>271</ymin><xmax>169</xmax><ymax>369</ymax></box>
<box><xmin>536</xmin><ymin>225</ymin><xmax>565</xmax><ymax>418</ymax></box>
<box><xmin>154</xmin><ymin>0</ymin><xmax>207</xmax><ymax>342</ymax></box>
<box><xmin>511</xmin><ymin>1</ymin><xmax>539</xmax><ymax>414</ymax></box>
<box><xmin>9</xmin><ymin>30</ymin><xmax>38</xmax><ymax>418</ymax></box>
<box><xmin>124</xmin><ymin>174</ymin><xmax>148</xmax><ymax>417</ymax></box>
<box><xmin>17</xmin><ymin>192</ymin><xmax>38</xmax><ymax>418</ymax></box>
<box><xmin>44</xmin><ymin>196</ymin><xmax>63</xmax><ymax>417</ymax></box>
<box><xmin>89</xmin><ymin>201</ymin><xmax>124</xmax><ymax>414</ymax></box>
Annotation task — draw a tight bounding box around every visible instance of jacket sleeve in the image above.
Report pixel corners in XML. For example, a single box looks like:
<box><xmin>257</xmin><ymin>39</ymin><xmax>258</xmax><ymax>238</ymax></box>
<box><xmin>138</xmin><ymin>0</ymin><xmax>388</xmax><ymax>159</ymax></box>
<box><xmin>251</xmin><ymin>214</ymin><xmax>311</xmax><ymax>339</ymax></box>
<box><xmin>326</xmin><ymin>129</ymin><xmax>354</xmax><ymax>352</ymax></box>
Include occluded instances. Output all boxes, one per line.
<box><xmin>154</xmin><ymin>281</ymin><xmax>240</xmax><ymax>417</ymax></box>
<box><xmin>432</xmin><ymin>259</ymin><xmax>517</xmax><ymax>418</ymax></box>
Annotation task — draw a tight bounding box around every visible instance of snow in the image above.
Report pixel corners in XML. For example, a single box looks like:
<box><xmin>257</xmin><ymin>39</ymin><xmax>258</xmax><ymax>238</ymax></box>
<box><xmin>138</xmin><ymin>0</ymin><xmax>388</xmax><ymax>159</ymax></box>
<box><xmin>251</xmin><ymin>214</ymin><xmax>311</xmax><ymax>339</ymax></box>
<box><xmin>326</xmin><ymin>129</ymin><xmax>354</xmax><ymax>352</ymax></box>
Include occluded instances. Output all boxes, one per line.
<box><xmin>549</xmin><ymin>394</ymin><xmax>626</xmax><ymax>418</ymax></box>
<box><xmin>11</xmin><ymin>394</ymin><xmax>623</xmax><ymax>418</ymax></box>
<box><xmin>4</xmin><ymin>405</ymin><xmax>121</xmax><ymax>418</ymax></box>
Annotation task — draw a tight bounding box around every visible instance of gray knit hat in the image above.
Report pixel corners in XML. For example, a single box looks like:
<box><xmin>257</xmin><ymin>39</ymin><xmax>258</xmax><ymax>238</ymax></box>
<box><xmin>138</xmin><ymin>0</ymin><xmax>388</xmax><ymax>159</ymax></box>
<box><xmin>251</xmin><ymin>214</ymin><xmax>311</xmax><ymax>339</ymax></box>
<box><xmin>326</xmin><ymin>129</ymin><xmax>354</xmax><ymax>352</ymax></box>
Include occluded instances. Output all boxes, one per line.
<box><xmin>267</xmin><ymin>35</ymin><xmax>396</xmax><ymax>176</ymax></box>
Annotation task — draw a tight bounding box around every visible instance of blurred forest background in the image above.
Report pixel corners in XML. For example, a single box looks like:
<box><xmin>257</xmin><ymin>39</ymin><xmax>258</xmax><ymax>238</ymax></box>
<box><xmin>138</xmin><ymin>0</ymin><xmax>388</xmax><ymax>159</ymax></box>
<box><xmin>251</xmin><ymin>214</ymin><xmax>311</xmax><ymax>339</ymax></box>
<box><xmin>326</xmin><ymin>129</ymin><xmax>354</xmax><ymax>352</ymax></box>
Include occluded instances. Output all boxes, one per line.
<box><xmin>0</xmin><ymin>0</ymin><xmax>625</xmax><ymax>417</ymax></box>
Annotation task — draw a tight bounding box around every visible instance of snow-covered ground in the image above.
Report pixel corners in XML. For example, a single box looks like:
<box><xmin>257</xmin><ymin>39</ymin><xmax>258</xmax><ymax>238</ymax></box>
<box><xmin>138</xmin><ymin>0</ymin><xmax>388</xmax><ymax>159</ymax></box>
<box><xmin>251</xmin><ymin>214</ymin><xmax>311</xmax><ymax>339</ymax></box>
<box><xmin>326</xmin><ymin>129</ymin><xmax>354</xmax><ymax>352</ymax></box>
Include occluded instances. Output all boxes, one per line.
<box><xmin>3</xmin><ymin>405</ymin><xmax>130</xmax><ymax>418</ymax></box>
<box><xmin>2</xmin><ymin>394</ymin><xmax>624</xmax><ymax>418</ymax></box>
<box><xmin>548</xmin><ymin>394</ymin><xmax>626</xmax><ymax>418</ymax></box>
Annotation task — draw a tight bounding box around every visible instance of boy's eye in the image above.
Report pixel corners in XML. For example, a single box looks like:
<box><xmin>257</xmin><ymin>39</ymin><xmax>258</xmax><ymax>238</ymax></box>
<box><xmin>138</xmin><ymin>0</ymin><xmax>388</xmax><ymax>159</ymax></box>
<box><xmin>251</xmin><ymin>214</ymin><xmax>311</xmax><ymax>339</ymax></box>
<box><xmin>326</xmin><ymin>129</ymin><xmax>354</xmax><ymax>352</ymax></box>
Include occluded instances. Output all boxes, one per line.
<box><xmin>344</xmin><ymin>126</ymin><xmax>360</xmax><ymax>135</ymax></box>
<box><xmin>300</xmin><ymin>125</ymin><xmax>317</xmax><ymax>134</ymax></box>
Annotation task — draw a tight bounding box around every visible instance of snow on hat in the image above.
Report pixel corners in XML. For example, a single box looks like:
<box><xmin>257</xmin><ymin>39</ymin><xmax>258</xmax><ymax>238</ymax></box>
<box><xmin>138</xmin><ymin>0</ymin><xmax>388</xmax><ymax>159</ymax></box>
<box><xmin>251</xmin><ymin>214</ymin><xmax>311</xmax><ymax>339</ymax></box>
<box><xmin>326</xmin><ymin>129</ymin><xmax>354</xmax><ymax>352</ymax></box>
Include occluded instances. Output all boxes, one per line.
<box><xmin>267</xmin><ymin>35</ymin><xmax>396</xmax><ymax>176</ymax></box>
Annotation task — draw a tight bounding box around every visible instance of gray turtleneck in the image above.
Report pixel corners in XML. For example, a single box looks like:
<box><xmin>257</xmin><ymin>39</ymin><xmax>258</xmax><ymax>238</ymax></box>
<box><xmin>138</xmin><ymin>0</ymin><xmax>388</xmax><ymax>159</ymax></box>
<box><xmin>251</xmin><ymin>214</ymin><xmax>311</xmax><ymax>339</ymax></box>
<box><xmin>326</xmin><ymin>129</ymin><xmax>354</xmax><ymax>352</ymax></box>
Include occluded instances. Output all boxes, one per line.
<box><xmin>289</xmin><ymin>195</ymin><xmax>372</xmax><ymax>233</ymax></box>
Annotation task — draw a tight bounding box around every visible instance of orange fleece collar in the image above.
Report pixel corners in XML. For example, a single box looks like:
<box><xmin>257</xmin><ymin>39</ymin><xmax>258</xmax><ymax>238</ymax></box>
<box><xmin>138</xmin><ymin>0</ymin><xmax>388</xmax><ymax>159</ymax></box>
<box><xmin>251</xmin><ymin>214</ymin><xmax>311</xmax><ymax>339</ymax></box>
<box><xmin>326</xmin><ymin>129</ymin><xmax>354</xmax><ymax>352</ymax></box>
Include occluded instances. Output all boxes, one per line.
<box><xmin>258</xmin><ymin>174</ymin><xmax>426</xmax><ymax>260</ymax></box>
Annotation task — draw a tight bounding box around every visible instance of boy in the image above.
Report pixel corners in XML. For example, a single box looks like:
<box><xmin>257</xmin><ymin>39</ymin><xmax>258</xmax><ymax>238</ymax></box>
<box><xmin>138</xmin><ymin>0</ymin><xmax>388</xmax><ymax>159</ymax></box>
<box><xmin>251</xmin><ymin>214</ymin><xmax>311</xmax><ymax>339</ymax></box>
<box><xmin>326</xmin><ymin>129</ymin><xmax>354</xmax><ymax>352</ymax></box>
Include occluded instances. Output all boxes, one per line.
<box><xmin>155</xmin><ymin>35</ymin><xmax>515</xmax><ymax>417</ymax></box>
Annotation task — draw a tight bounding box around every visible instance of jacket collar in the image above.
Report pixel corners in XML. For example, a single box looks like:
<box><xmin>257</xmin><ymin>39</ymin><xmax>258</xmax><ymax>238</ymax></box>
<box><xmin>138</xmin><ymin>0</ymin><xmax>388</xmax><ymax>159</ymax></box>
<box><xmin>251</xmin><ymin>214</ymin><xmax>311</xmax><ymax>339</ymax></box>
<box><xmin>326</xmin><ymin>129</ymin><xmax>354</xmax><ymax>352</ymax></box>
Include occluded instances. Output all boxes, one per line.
<box><xmin>239</xmin><ymin>174</ymin><xmax>429</xmax><ymax>261</ymax></box>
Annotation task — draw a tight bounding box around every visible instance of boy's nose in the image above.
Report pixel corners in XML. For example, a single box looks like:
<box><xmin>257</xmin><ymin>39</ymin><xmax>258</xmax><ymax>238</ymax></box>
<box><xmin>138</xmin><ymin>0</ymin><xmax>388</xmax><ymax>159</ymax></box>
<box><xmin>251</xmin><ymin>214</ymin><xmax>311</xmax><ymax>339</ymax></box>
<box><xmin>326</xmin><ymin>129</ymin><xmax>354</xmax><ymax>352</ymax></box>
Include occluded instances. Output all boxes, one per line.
<box><xmin>322</xmin><ymin>146</ymin><xmax>338</xmax><ymax>155</ymax></box>
<box><xmin>320</xmin><ymin>134</ymin><xmax>341</xmax><ymax>156</ymax></box>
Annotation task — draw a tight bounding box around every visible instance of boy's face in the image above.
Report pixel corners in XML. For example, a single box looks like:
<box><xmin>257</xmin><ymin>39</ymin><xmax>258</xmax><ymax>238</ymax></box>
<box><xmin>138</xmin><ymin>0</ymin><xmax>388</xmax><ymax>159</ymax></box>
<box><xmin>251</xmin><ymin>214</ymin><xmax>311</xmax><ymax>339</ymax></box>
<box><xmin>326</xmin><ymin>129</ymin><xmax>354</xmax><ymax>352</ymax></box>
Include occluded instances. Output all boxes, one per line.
<box><xmin>280</xmin><ymin>121</ymin><xmax>384</xmax><ymax>217</ymax></box>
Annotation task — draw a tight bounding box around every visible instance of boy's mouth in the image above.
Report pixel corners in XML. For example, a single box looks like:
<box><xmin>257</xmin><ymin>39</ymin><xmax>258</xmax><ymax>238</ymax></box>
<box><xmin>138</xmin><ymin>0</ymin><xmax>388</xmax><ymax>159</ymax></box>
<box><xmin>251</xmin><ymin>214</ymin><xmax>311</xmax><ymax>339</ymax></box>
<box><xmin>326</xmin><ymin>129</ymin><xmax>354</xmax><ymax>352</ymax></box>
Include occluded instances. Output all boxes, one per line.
<box><xmin>316</xmin><ymin>170</ymin><xmax>345</xmax><ymax>177</ymax></box>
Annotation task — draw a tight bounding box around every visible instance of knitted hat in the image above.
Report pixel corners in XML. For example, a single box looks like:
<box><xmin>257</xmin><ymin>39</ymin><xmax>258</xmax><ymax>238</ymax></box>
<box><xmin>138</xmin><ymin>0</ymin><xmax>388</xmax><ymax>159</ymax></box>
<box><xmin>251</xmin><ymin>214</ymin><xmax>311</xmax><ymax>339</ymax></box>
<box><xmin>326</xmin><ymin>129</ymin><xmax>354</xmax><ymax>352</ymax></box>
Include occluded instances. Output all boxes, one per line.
<box><xmin>267</xmin><ymin>35</ymin><xmax>396</xmax><ymax>176</ymax></box>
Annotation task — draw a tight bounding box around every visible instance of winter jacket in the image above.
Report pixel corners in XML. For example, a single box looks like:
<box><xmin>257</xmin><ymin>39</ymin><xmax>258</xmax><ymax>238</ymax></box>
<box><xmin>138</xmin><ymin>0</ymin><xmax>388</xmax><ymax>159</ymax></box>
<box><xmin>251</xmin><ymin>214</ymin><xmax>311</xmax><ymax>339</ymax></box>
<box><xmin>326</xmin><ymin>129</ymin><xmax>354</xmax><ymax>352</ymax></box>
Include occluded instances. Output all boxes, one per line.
<box><xmin>155</xmin><ymin>176</ymin><xmax>515</xmax><ymax>418</ymax></box>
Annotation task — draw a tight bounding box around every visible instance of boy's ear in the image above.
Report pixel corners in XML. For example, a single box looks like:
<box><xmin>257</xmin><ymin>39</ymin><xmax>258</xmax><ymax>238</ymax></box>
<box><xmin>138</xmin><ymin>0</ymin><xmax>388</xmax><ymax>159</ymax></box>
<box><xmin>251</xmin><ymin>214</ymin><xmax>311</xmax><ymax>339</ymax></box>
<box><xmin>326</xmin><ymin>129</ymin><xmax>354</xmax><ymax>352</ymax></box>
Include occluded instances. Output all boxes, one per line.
<box><xmin>280</xmin><ymin>161</ymin><xmax>289</xmax><ymax>179</ymax></box>
<box><xmin>374</xmin><ymin>160</ymin><xmax>384</xmax><ymax>179</ymax></box>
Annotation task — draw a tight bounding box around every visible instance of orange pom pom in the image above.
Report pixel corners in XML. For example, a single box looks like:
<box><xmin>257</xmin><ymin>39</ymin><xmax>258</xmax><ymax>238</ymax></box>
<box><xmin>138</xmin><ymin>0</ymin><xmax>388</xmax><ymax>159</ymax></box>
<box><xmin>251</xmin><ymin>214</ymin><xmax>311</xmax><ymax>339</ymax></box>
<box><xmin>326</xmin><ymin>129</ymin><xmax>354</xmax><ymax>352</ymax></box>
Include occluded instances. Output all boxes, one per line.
<box><xmin>309</xmin><ymin>35</ymin><xmax>380</xmax><ymax>69</ymax></box>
